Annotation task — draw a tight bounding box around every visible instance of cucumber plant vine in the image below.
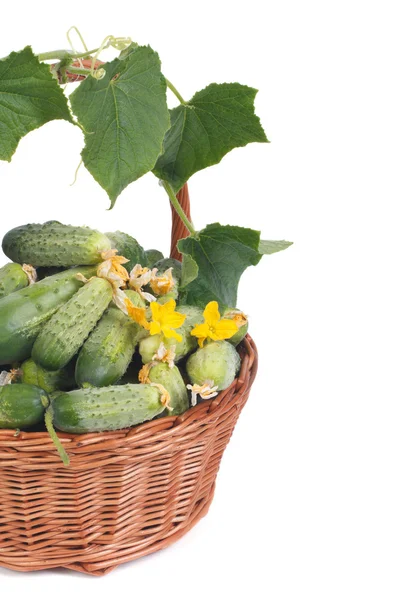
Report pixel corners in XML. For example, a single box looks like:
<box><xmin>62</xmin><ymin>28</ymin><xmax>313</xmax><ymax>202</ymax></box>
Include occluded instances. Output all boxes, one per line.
<box><xmin>0</xmin><ymin>28</ymin><xmax>292</xmax><ymax>309</ymax></box>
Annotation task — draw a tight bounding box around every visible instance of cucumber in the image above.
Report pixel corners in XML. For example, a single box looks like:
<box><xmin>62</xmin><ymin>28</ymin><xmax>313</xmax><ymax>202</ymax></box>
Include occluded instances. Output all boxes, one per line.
<box><xmin>2</xmin><ymin>222</ymin><xmax>111</xmax><ymax>266</ymax></box>
<box><xmin>139</xmin><ymin>305</ymin><xmax>203</xmax><ymax>364</ymax></box>
<box><xmin>0</xmin><ymin>383</ymin><xmax>49</xmax><ymax>429</ymax></box>
<box><xmin>75</xmin><ymin>290</ymin><xmax>146</xmax><ymax>388</ymax></box>
<box><xmin>21</xmin><ymin>358</ymin><xmax>76</xmax><ymax>393</ymax></box>
<box><xmin>0</xmin><ymin>266</ymin><xmax>96</xmax><ymax>365</ymax></box>
<box><xmin>0</xmin><ymin>263</ymin><xmax>30</xmax><ymax>298</ymax></box>
<box><xmin>51</xmin><ymin>384</ymin><xmax>166</xmax><ymax>433</ymax></box>
<box><xmin>36</xmin><ymin>266</ymin><xmax>65</xmax><ymax>280</ymax></box>
<box><xmin>186</xmin><ymin>340</ymin><xmax>241</xmax><ymax>391</ymax></box>
<box><xmin>105</xmin><ymin>231</ymin><xmax>147</xmax><ymax>271</ymax></box>
<box><xmin>145</xmin><ymin>362</ymin><xmax>189</xmax><ymax>416</ymax></box>
<box><xmin>33</xmin><ymin>277</ymin><xmax>113</xmax><ymax>371</ymax></box>
<box><xmin>145</xmin><ymin>249</ymin><xmax>164</xmax><ymax>268</ymax></box>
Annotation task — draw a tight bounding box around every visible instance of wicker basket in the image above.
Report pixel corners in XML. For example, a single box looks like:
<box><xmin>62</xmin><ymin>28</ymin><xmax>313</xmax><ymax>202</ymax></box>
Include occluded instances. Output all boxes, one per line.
<box><xmin>0</xmin><ymin>184</ymin><xmax>258</xmax><ymax>576</ymax></box>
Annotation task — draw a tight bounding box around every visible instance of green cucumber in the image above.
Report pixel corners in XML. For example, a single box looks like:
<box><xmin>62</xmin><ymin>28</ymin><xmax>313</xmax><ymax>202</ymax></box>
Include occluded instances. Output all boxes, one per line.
<box><xmin>105</xmin><ymin>231</ymin><xmax>147</xmax><ymax>271</ymax></box>
<box><xmin>36</xmin><ymin>266</ymin><xmax>65</xmax><ymax>280</ymax></box>
<box><xmin>0</xmin><ymin>383</ymin><xmax>49</xmax><ymax>429</ymax></box>
<box><xmin>145</xmin><ymin>249</ymin><xmax>164</xmax><ymax>268</ymax></box>
<box><xmin>145</xmin><ymin>362</ymin><xmax>189</xmax><ymax>416</ymax></box>
<box><xmin>75</xmin><ymin>290</ymin><xmax>146</xmax><ymax>387</ymax></box>
<box><xmin>0</xmin><ymin>263</ymin><xmax>30</xmax><ymax>298</ymax></box>
<box><xmin>32</xmin><ymin>277</ymin><xmax>113</xmax><ymax>371</ymax></box>
<box><xmin>21</xmin><ymin>358</ymin><xmax>76</xmax><ymax>393</ymax></box>
<box><xmin>139</xmin><ymin>305</ymin><xmax>203</xmax><ymax>364</ymax></box>
<box><xmin>51</xmin><ymin>384</ymin><xmax>166</xmax><ymax>433</ymax></box>
<box><xmin>186</xmin><ymin>340</ymin><xmax>241</xmax><ymax>391</ymax></box>
<box><xmin>0</xmin><ymin>266</ymin><xmax>96</xmax><ymax>365</ymax></box>
<box><xmin>2</xmin><ymin>222</ymin><xmax>111</xmax><ymax>266</ymax></box>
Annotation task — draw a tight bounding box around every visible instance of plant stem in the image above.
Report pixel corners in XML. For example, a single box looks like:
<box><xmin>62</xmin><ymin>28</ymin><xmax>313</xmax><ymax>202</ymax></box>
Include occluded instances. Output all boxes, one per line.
<box><xmin>37</xmin><ymin>47</ymin><xmax>101</xmax><ymax>61</ymax></box>
<box><xmin>64</xmin><ymin>65</ymin><xmax>93</xmax><ymax>76</ymax></box>
<box><xmin>162</xmin><ymin>181</ymin><xmax>196</xmax><ymax>236</ymax></box>
<box><xmin>165</xmin><ymin>79</ymin><xmax>187</xmax><ymax>105</ymax></box>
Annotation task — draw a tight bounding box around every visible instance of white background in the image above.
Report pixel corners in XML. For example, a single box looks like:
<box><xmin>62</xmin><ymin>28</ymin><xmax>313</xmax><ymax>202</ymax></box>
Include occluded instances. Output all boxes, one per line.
<box><xmin>1</xmin><ymin>1</ymin><xmax>399</xmax><ymax>598</ymax></box>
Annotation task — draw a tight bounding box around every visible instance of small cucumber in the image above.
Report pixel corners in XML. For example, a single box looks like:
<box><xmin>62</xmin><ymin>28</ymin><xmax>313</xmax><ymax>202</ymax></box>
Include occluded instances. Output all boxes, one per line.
<box><xmin>32</xmin><ymin>277</ymin><xmax>113</xmax><ymax>371</ymax></box>
<box><xmin>0</xmin><ymin>383</ymin><xmax>49</xmax><ymax>429</ymax></box>
<box><xmin>0</xmin><ymin>263</ymin><xmax>30</xmax><ymax>298</ymax></box>
<box><xmin>21</xmin><ymin>358</ymin><xmax>76</xmax><ymax>393</ymax></box>
<box><xmin>36</xmin><ymin>266</ymin><xmax>65</xmax><ymax>280</ymax></box>
<box><xmin>51</xmin><ymin>384</ymin><xmax>166</xmax><ymax>433</ymax></box>
<box><xmin>106</xmin><ymin>231</ymin><xmax>147</xmax><ymax>271</ymax></box>
<box><xmin>75</xmin><ymin>290</ymin><xmax>146</xmax><ymax>388</ymax></box>
<box><xmin>145</xmin><ymin>362</ymin><xmax>189</xmax><ymax>416</ymax></box>
<box><xmin>2</xmin><ymin>222</ymin><xmax>111</xmax><ymax>266</ymax></box>
<box><xmin>139</xmin><ymin>305</ymin><xmax>203</xmax><ymax>364</ymax></box>
<box><xmin>0</xmin><ymin>266</ymin><xmax>96</xmax><ymax>365</ymax></box>
<box><xmin>145</xmin><ymin>249</ymin><xmax>164</xmax><ymax>268</ymax></box>
<box><xmin>186</xmin><ymin>340</ymin><xmax>241</xmax><ymax>391</ymax></box>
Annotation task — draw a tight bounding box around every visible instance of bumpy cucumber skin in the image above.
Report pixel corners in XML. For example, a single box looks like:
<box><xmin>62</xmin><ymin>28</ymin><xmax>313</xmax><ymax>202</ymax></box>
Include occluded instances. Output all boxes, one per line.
<box><xmin>139</xmin><ymin>305</ymin><xmax>203</xmax><ymax>364</ymax></box>
<box><xmin>2</xmin><ymin>222</ymin><xmax>111</xmax><ymax>267</ymax></box>
<box><xmin>0</xmin><ymin>383</ymin><xmax>48</xmax><ymax>429</ymax></box>
<box><xmin>147</xmin><ymin>363</ymin><xmax>189</xmax><ymax>416</ymax></box>
<box><xmin>145</xmin><ymin>249</ymin><xmax>164</xmax><ymax>268</ymax></box>
<box><xmin>75</xmin><ymin>290</ymin><xmax>146</xmax><ymax>388</ymax></box>
<box><xmin>52</xmin><ymin>384</ymin><xmax>165</xmax><ymax>433</ymax></box>
<box><xmin>106</xmin><ymin>231</ymin><xmax>147</xmax><ymax>271</ymax></box>
<box><xmin>0</xmin><ymin>266</ymin><xmax>96</xmax><ymax>365</ymax></box>
<box><xmin>21</xmin><ymin>358</ymin><xmax>76</xmax><ymax>393</ymax></box>
<box><xmin>186</xmin><ymin>340</ymin><xmax>241</xmax><ymax>391</ymax></box>
<box><xmin>33</xmin><ymin>277</ymin><xmax>113</xmax><ymax>371</ymax></box>
<box><xmin>0</xmin><ymin>263</ymin><xmax>29</xmax><ymax>298</ymax></box>
<box><xmin>153</xmin><ymin>258</ymin><xmax>182</xmax><ymax>282</ymax></box>
<box><xmin>36</xmin><ymin>266</ymin><xmax>65</xmax><ymax>280</ymax></box>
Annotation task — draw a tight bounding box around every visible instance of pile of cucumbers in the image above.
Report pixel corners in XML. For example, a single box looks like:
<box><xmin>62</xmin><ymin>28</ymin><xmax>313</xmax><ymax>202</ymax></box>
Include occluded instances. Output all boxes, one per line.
<box><xmin>0</xmin><ymin>222</ymin><xmax>247</xmax><ymax>463</ymax></box>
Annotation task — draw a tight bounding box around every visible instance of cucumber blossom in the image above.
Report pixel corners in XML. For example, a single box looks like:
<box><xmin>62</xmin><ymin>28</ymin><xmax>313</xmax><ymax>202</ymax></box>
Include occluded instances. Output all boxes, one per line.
<box><xmin>0</xmin><ymin>383</ymin><xmax>49</xmax><ymax>429</ymax></box>
<box><xmin>144</xmin><ymin>362</ymin><xmax>189</xmax><ymax>416</ymax></box>
<box><xmin>0</xmin><ymin>266</ymin><xmax>96</xmax><ymax>365</ymax></box>
<box><xmin>32</xmin><ymin>277</ymin><xmax>113</xmax><ymax>371</ymax></box>
<box><xmin>186</xmin><ymin>340</ymin><xmax>241</xmax><ymax>391</ymax></box>
<box><xmin>223</xmin><ymin>308</ymin><xmax>249</xmax><ymax>346</ymax></box>
<box><xmin>0</xmin><ymin>263</ymin><xmax>30</xmax><ymax>298</ymax></box>
<box><xmin>75</xmin><ymin>290</ymin><xmax>146</xmax><ymax>388</ymax></box>
<box><xmin>145</xmin><ymin>249</ymin><xmax>164</xmax><ymax>268</ymax></box>
<box><xmin>51</xmin><ymin>383</ymin><xmax>166</xmax><ymax>433</ymax></box>
<box><xmin>2</xmin><ymin>222</ymin><xmax>112</xmax><ymax>267</ymax></box>
<box><xmin>105</xmin><ymin>231</ymin><xmax>147</xmax><ymax>271</ymax></box>
<box><xmin>153</xmin><ymin>257</ymin><xmax>182</xmax><ymax>284</ymax></box>
<box><xmin>21</xmin><ymin>358</ymin><xmax>76</xmax><ymax>394</ymax></box>
<box><xmin>139</xmin><ymin>305</ymin><xmax>203</xmax><ymax>364</ymax></box>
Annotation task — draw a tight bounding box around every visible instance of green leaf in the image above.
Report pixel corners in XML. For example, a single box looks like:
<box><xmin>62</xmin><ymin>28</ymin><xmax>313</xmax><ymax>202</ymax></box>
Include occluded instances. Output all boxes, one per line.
<box><xmin>179</xmin><ymin>253</ymin><xmax>198</xmax><ymax>289</ymax></box>
<box><xmin>153</xmin><ymin>83</ymin><xmax>268</xmax><ymax>193</ymax></box>
<box><xmin>179</xmin><ymin>223</ymin><xmax>292</xmax><ymax>308</ymax></box>
<box><xmin>0</xmin><ymin>46</ymin><xmax>72</xmax><ymax>162</ymax></box>
<box><xmin>70</xmin><ymin>44</ymin><xmax>170</xmax><ymax>206</ymax></box>
<box><xmin>259</xmin><ymin>239</ymin><xmax>293</xmax><ymax>254</ymax></box>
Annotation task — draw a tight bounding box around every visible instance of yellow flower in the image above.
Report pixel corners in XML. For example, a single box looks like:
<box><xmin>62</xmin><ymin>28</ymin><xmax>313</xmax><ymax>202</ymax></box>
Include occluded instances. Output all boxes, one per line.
<box><xmin>150</xmin><ymin>267</ymin><xmax>175</xmax><ymax>296</ymax></box>
<box><xmin>149</xmin><ymin>299</ymin><xmax>186</xmax><ymax>342</ymax></box>
<box><xmin>224</xmin><ymin>309</ymin><xmax>248</xmax><ymax>328</ymax></box>
<box><xmin>191</xmin><ymin>301</ymin><xmax>239</xmax><ymax>348</ymax></box>
<box><xmin>124</xmin><ymin>296</ymin><xmax>150</xmax><ymax>330</ymax></box>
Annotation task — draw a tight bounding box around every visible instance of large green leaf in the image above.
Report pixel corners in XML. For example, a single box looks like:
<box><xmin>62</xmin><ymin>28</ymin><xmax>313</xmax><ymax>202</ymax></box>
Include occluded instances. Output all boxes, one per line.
<box><xmin>0</xmin><ymin>46</ymin><xmax>72</xmax><ymax>161</ymax></box>
<box><xmin>70</xmin><ymin>45</ymin><xmax>170</xmax><ymax>206</ymax></box>
<box><xmin>153</xmin><ymin>83</ymin><xmax>268</xmax><ymax>193</ymax></box>
<box><xmin>178</xmin><ymin>223</ymin><xmax>291</xmax><ymax>308</ymax></box>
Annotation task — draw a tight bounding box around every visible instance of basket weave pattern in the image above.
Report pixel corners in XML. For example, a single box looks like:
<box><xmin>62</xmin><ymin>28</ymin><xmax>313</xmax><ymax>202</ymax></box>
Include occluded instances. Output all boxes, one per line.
<box><xmin>0</xmin><ymin>185</ymin><xmax>258</xmax><ymax>576</ymax></box>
